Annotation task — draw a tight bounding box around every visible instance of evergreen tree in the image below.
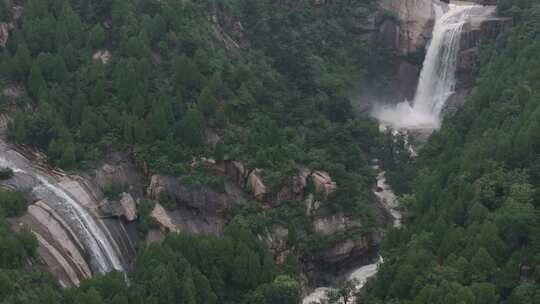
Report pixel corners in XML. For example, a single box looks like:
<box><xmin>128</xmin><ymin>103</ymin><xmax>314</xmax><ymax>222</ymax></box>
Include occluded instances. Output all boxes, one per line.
<box><xmin>179</xmin><ymin>108</ymin><xmax>205</xmax><ymax>148</ymax></box>
<box><xmin>197</xmin><ymin>86</ymin><xmax>217</xmax><ymax>118</ymax></box>
<box><xmin>10</xmin><ymin>43</ymin><xmax>31</xmax><ymax>81</ymax></box>
<box><xmin>88</xmin><ymin>24</ymin><xmax>106</xmax><ymax>49</ymax></box>
<box><xmin>182</xmin><ymin>268</ymin><xmax>197</xmax><ymax>304</ymax></box>
<box><xmin>28</xmin><ymin>63</ymin><xmax>46</xmax><ymax>97</ymax></box>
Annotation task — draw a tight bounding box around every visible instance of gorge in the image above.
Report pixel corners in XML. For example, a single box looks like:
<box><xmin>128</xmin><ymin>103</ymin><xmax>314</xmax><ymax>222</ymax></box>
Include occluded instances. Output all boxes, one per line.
<box><xmin>304</xmin><ymin>1</ymin><xmax>502</xmax><ymax>303</ymax></box>
<box><xmin>0</xmin><ymin>0</ymin><xmax>532</xmax><ymax>303</ymax></box>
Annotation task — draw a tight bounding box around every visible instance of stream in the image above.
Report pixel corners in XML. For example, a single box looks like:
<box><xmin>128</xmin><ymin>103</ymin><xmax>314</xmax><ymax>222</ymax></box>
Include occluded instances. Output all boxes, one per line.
<box><xmin>303</xmin><ymin>2</ymin><xmax>494</xmax><ymax>303</ymax></box>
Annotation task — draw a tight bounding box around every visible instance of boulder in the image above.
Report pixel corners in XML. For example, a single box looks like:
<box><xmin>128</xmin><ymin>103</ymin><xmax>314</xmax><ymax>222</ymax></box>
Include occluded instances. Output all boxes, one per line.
<box><xmin>119</xmin><ymin>193</ymin><xmax>137</xmax><ymax>221</ymax></box>
<box><xmin>150</xmin><ymin>203</ymin><xmax>179</xmax><ymax>233</ymax></box>
<box><xmin>92</xmin><ymin>50</ymin><xmax>111</xmax><ymax>64</ymax></box>
<box><xmin>247</xmin><ymin>169</ymin><xmax>267</xmax><ymax>201</ymax></box>
<box><xmin>225</xmin><ymin>160</ymin><xmax>248</xmax><ymax>185</ymax></box>
<box><xmin>98</xmin><ymin>193</ymin><xmax>137</xmax><ymax>221</ymax></box>
<box><xmin>311</xmin><ymin>171</ymin><xmax>337</xmax><ymax>195</ymax></box>
<box><xmin>0</xmin><ymin>23</ymin><xmax>9</xmax><ymax>48</ymax></box>
<box><xmin>304</xmin><ymin>194</ymin><xmax>321</xmax><ymax>217</ymax></box>
<box><xmin>293</xmin><ymin>166</ymin><xmax>311</xmax><ymax>194</ymax></box>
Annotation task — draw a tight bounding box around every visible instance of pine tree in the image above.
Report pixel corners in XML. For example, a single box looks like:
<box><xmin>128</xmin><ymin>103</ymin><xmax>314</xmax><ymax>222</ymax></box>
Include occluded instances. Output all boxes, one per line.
<box><xmin>197</xmin><ymin>86</ymin><xmax>217</xmax><ymax>118</ymax></box>
<box><xmin>471</xmin><ymin>248</ymin><xmax>496</xmax><ymax>280</ymax></box>
<box><xmin>70</xmin><ymin>93</ymin><xmax>87</xmax><ymax>127</ymax></box>
<box><xmin>88</xmin><ymin>24</ymin><xmax>106</xmax><ymax>49</ymax></box>
<box><xmin>182</xmin><ymin>268</ymin><xmax>197</xmax><ymax>304</ymax></box>
<box><xmin>11</xmin><ymin>43</ymin><xmax>31</xmax><ymax>81</ymax></box>
<box><xmin>149</xmin><ymin>105</ymin><xmax>169</xmax><ymax>140</ymax></box>
<box><xmin>91</xmin><ymin>79</ymin><xmax>107</xmax><ymax>106</ymax></box>
<box><xmin>80</xmin><ymin>108</ymin><xmax>98</xmax><ymax>142</ymax></box>
<box><xmin>60</xmin><ymin>142</ymin><xmax>76</xmax><ymax>168</ymax></box>
<box><xmin>179</xmin><ymin>108</ymin><xmax>205</xmax><ymax>148</ymax></box>
<box><xmin>28</xmin><ymin>63</ymin><xmax>46</xmax><ymax>97</ymax></box>
<box><xmin>193</xmin><ymin>268</ymin><xmax>217</xmax><ymax>304</ymax></box>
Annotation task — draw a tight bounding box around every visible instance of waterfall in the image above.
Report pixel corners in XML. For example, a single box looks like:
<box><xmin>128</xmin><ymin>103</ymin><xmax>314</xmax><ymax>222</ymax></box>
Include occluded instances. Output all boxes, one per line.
<box><xmin>0</xmin><ymin>142</ymin><xmax>124</xmax><ymax>276</ymax></box>
<box><xmin>373</xmin><ymin>3</ymin><xmax>484</xmax><ymax>130</ymax></box>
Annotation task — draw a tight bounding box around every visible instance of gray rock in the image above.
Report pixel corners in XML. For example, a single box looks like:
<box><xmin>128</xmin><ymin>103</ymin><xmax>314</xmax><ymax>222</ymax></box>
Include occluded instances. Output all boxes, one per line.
<box><xmin>312</xmin><ymin>213</ymin><xmax>362</xmax><ymax>236</ymax></box>
<box><xmin>147</xmin><ymin>174</ymin><xmax>236</xmax><ymax>215</ymax></box>
<box><xmin>0</xmin><ymin>23</ymin><xmax>8</xmax><ymax>48</ymax></box>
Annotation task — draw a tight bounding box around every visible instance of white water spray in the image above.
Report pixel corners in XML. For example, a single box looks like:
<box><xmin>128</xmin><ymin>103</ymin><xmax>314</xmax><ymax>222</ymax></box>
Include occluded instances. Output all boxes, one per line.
<box><xmin>373</xmin><ymin>4</ymin><xmax>485</xmax><ymax>130</ymax></box>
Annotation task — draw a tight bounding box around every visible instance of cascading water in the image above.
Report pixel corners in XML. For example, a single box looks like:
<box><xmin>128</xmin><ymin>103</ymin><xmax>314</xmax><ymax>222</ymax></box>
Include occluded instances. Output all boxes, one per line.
<box><xmin>373</xmin><ymin>3</ymin><xmax>484</xmax><ymax>130</ymax></box>
<box><xmin>0</xmin><ymin>141</ymin><xmax>124</xmax><ymax>275</ymax></box>
<box><xmin>303</xmin><ymin>3</ymin><xmax>492</xmax><ymax>304</ymax></box>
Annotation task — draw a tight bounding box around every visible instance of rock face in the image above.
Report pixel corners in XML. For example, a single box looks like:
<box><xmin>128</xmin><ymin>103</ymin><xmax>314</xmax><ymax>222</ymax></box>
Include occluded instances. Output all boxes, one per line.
<box><xmin>366</xmin><ymin>0</ymin><xmax>439</xmax><ymax>102</ymax></box>
<box><xmin>146</xmin><ymin>174</ymin><xmax>238</xmax><ymax>236</ymax></box>
<box><xmin>94</xmin><ymin>154</ymin><xmax>143</xmax><ymax>197</ymax></box>
<box><xmin>379</xmin><ymin>0</ymin><xmax>437</xmax><ymax>55</ymax></box>
<box><xmin>247</xmin><ymin>169</ymin><xmax>267</xmax><ymax>201</ymax></box>
<box><xmin>147</xmin><ymin>174</ymin><xmax>235</xmax><ymax>215</ymax></box>
<box><xmin>99</xmin><ymin>193</ymin><xmax>137</xmax><ymax>221</ymax></box>
<box><xmin>444</xmin><ymin>8</ymin><xmax>513</xmax><ymax>114</ymax></box>
<box><xmin>311</xmin><ymin>171</ymin><xmax>337</xmax><ymax>195</ymax></box>
<box><xmin>312</xmin><ymin>213</ymin><xmax>362</xmax><ymax>236</ymax></box>
<box><xmin>0</xmin><ymin>23</ymin><xmax>9</xmax><ymax>48</ymax></box>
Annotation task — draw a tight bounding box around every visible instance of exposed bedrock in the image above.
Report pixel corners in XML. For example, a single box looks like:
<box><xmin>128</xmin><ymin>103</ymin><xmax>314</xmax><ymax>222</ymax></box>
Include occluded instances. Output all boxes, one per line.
<box><xmin>366</xmin><ymin>0</ymin><xmax>511</xmax><ymax>110</ymax></box>
<box><xmin>0</xmin><ymin>142</ymin><xmax>137</xmax><ymax>287</ymax></box>
<box><xmin>445</xmin><ymin>8</ymin><xmax>513</xmax><ymax>114</ymax></box>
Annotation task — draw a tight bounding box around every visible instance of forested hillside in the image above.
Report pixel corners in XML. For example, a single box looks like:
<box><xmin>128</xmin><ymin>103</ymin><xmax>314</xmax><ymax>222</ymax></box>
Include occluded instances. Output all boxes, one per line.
<box><xmin>366</xmin><ymin>1</ymin><xmax>540</xmax><ymax>303</ymax></box>
<box><xmin>0</xmin><ymin>0</ymin><xmax>394</xmax><ymax>303</ymax></box>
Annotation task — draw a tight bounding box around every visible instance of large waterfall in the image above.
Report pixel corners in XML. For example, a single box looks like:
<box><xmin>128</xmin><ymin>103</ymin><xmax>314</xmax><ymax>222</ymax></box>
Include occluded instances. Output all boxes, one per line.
<box><xmin>303</xmin><ymin>3</ymin><xmax>491</xmax><ymax>304</ymax></box>
<box><xmin>373</xmin><ymin>3</ymin><xmax>484</xmax><ymax>130</ymax></box>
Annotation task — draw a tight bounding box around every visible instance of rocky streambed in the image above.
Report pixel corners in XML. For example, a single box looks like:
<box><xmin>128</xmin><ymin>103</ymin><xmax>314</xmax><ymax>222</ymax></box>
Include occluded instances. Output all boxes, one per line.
<box><xmin>302</xmin><ymin>163</ymin><xmax>402</xmax><ymax>304</ymax></box>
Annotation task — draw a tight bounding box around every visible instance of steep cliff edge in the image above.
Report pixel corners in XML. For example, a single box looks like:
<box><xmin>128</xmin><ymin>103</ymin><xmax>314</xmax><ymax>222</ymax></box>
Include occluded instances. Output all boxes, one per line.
<box><xmin>364</xmin><ymin>0</ymin><xmax>512</xmax><ymax>114</ymax></box>
<box><xmin>445</xmin><ymin>8</ymin><xmax>513</xmax><ymax>113</ymax></box>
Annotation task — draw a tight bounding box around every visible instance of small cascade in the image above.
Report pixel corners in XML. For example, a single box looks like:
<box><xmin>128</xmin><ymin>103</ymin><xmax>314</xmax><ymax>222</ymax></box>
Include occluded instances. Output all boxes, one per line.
<box><xmin>373</xmin><ymin>3</ymin><xmax>487</xmax><ymax>130</ymax></box>
<box><xmin>0</xmin><ymin>141</ymin><xmax>124</xmax><ymax>280</ymax></box>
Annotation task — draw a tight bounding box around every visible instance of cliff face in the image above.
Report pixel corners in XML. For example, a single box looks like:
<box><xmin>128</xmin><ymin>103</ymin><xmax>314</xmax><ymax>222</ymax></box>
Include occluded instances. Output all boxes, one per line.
<box><xmin>367</xmin><ymin>0</ymin><xmax>512</xmax><ymax>111</ymax></box>
<box><xmin>366</xmin><ymin>0</ymin><xmax>439</xmax><ymax>103</ymax></box>
<box><xmin>444</xmin><ymin>7</ymin><xmax>513</xmax><ymax>114</ymax></box>
<box><xmin>378</xmin><ymin>0</ymin><xmax>437</xmax><ymax>56</ymax></box>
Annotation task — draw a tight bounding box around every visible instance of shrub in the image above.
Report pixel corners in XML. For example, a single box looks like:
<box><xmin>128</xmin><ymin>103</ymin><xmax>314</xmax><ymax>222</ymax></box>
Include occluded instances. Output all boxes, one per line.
<box><xmin>102</xmin><ymin>180</ymin><xmax>127</xmax><ymax>201</ymax></box>
<box><xmin>0</xmin><ymin>189</ymin><xmax>27</xmax><ymax>217</ymax></box>
<box><xmin>0</xmin><ymin>168</ymin><xmax>14</xmax><ymax>180</ymax></box>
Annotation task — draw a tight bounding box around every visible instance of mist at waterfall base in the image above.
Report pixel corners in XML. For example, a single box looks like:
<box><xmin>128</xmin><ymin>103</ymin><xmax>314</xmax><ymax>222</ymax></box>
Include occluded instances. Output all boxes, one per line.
<box><xmin>372</xmin><ymin>4</ymin><xmax>485</xmax><ymax>131</ymax></box>
<box><xmin>302</xmin><ymin>4</ymin><xmax>494</xmax><ymax>304</ymax></box>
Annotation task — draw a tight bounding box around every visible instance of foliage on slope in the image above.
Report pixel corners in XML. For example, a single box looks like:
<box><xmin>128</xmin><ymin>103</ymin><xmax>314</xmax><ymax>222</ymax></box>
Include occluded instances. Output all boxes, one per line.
<box><xmin>365</xmin><ymin>2</ymin><xmax>540</xmax><ymax>303</ymax></box>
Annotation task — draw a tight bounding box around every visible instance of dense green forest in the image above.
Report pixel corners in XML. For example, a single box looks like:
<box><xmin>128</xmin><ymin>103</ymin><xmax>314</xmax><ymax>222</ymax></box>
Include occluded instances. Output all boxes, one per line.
<box><xmin>0</xmin><ymin>0</ymin><xmax>393</xmax><ymax>303</ymax></box>
<box><xmin>0</xmin><ymin>0</ymin><xmax>391</xmax><ymax>220</ymax></box>
<box><xmin>366</xmin><ymin>1</ymin><xmax>540</xmax><ymax>303</ymax></box>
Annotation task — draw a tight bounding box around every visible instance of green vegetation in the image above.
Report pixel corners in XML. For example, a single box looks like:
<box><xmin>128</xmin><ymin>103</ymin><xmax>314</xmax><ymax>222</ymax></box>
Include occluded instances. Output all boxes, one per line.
<box><xmin>0</xmin><ymin>189</ymin><xmax>37</xmax><ymax>269</ymax></box>
<box><xmin>0</xmin><ymin>188</ymin><xmax>27</xmax><ymax>217</ymax></box>
<box><xmin>0</xmin><ymin>0</ymin><xmax>394</xmax><ymax>302</ymax></box>
<box><xmin>0</xmin><ymin>220</ymin><xmax>299</xmax><ymax>304</ymax></box>
<box><xmin>365</xmin><ymin>2</ymin><xmax>540</xmax><ymax>303</ymax></box>
<box><xmin>103</xmin><ymin>180</ymin><xmax>128</xmax><ymax>201</ymax></box>
<box><xmin>0</xmin><ymin>167</ymin><xmax>13</xmax><ymax>180</ymax></box>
